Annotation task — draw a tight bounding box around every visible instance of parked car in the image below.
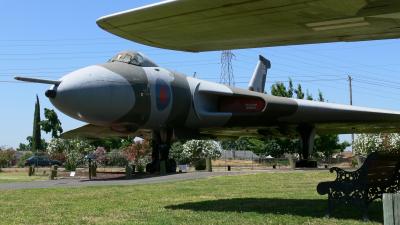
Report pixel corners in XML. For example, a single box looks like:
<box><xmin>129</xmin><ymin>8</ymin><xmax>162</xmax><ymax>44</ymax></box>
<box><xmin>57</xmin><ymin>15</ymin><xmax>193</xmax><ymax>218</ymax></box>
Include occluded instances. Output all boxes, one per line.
<box><xmin>25</xmin><ymin>156</ymin><xmax>62</xmax><ymax>167</ymax></box>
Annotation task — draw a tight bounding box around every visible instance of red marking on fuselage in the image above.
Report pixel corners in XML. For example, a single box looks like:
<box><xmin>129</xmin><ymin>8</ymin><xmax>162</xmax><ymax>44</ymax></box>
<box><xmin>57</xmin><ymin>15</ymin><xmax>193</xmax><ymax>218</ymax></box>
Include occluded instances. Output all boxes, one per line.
<box><xmin>159</xmin><ymin>85</ymin><xmax>169</xmax><ymax>104</ymax></box>
<box><xmin>218</xmin><ymin>96</ymin><xmax>265</xmax><ymax>113</ymax></box>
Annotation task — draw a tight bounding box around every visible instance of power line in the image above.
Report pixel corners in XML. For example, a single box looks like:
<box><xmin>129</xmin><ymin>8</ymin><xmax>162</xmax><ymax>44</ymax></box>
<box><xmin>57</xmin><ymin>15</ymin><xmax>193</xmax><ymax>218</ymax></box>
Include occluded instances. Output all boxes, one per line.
<box><xmin>239</xmin><ymin>49</ymin><xmax>400</xmax><ymax>96</ymax></box>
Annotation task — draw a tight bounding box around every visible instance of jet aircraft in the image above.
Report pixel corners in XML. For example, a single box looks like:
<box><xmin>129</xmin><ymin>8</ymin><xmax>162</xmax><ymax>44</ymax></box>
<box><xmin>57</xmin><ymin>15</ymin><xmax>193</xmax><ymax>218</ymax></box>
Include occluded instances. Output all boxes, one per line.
<box><xmin>15</xmin><ymin>0</ymin><xmax>400</xmax><ymax>172</ymax></box>
<box><xmin>15</xmin><ymin>51</ymin><xmax>400</xmax><ymax>171</ymax></box>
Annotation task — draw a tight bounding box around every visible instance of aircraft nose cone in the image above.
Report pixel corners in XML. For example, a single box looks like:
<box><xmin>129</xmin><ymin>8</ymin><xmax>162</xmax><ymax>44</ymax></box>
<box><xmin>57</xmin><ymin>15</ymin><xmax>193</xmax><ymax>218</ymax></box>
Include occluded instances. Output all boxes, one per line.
<box><xmin>50</xmin><ymin>65</ymin><xmax>135</xmax><ymax>125</ymax></box>
<box><xmin>45</xmin><ymin>89</ymin><xmax>57</xmax><ymax>98</ymax></box>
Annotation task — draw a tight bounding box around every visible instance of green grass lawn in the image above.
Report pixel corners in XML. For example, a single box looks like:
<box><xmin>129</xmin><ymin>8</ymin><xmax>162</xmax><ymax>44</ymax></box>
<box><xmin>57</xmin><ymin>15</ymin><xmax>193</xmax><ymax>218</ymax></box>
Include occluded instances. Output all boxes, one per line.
<box><xmin>0</xmin><ymin>171</ymin><xmax>383</xmax><ymax>225</ymax></box>
<box><xmin>0</xmin><ymin>171</ymin><xmax>47</xmax><ymax>183</ymax></box>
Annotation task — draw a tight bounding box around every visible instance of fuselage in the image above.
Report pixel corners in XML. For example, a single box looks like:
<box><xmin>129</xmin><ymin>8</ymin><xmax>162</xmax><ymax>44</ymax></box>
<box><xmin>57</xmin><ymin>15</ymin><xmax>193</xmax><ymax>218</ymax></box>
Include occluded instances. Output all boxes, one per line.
<box><xmin>46</xmin><ymin>51</ymin><xmax>400</xmax><ymax>136</ymax></box>
<box><xmin>49</xmin><ymin>60</ymin><xmax>288</xmax><ymax>133</ymax></box>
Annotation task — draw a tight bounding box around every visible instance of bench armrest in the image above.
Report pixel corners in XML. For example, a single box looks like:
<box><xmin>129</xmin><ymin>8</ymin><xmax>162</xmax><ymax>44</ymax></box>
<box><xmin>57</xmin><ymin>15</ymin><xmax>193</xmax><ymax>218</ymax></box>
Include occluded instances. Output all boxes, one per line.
<box><xmin>330</xmin><ymin>167</ymin><xmax>361</xmax><ymax>182</ymax></box>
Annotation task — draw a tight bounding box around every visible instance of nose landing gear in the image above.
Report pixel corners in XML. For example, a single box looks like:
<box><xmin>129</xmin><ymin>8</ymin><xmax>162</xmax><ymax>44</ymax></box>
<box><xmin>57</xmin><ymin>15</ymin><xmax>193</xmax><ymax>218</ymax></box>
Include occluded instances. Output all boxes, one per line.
<box><xmin>146</xmin><ymin>129</ymin><xmax>176</xmax><ymax>174</ymax></box>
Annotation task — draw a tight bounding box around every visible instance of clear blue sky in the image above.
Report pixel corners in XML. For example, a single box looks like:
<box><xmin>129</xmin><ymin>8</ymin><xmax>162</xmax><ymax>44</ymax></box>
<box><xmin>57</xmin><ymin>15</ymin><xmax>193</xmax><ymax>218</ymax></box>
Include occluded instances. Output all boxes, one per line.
<box><xmin>1</xmin><ymin>1</ymin><xmax>400</xmax><ymax>148</ymax></box>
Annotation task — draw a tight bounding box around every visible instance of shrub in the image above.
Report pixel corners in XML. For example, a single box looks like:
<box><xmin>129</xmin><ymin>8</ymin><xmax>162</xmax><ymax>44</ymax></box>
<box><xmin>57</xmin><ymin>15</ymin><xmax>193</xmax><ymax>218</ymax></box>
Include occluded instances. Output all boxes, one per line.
<box><xmin>47</xmin><ymin>138</ymin><xmax>94</xmax><ymax>171</ymax></box>
<box><xmin>123</xmin><ymin>140</ymin><xmax>151</xmax><ymax>171</ymax></box>
<box><xmin>179</xmin><ymin>140</ymin><xmax>222</xmax><ymax>170</ymax></box>
<box><xmin>0</xmin><ymin>149</ymin><xmax>16</xmax><ymax>168</ymax></box>
<box><xmin>17</xmin><ymin>151</ymin><xmax>33</xmax><ymax>168</ymax></box>
<box><xmin>94</xmin><ymin>147</ymin><xmax>107</xmax><ymax>166</ymax></box>
<box><xmin>170</xmin><ymin>142</ymin><xmax>191</xmax><ymax>164</ymax></box>
<box><xmin>353</xmin><ymin>133</ymin><xmax>400</xmax><ymax>156</ymax></box>
<box><xmin>182</xmin><ymin>140</ymin><xmax>222</xmax><ymax>160</ymax></box>
<box><xmin>107</xmin><ymin>149</ymin><xmax>128</xmax><ymax>167</ymax></box>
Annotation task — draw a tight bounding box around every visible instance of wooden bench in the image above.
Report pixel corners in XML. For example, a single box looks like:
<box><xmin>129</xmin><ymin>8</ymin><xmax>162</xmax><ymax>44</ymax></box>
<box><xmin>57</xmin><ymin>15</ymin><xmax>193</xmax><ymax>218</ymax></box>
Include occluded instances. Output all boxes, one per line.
<box><xmin>317</xmin><ymin>152</ymin><xmax>400</xmax><ymax>220</ymax></box>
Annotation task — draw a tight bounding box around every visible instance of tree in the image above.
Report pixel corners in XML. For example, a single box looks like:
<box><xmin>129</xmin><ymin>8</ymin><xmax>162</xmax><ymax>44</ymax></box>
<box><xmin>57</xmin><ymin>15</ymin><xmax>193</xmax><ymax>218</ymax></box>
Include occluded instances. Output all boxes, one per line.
<box><xmin>40</xmin><ymin>108</ymin><xmax>63</xmax><ymax>138</ymax></box>
<box><xmin>219</xmin><ymin>139</ymin><xmax>238</xmax><ymax>150</ymax></box>
<box><xmin>32</xmin><ymin>95</ymin><xmax>43</xmax><ymax>152</ymax></box>
<box><xmin>235</xmin><ymin>137</ymin><xmax>266</xmax><ymax>154</ymax></box>
<box><xmin>295</xmin><ymin>84</ymin><xmax>304</xmax><ymax>99</ymax></box>
<box><xmin>288</xmin><ymin>79</ymin><xmax>294</xmax><ymax>98</ymax></box>
<box><xmin>17</xmin><ymin>136</ymin><xmax>32</xmax><ymax>151</ymax></box>
<box><xmin>264</xmin><ymin>139</ymin><xmax>284</xmax><ymax>157</ymax></box>
<box><xmin>271</xmin><ymin>79</ymin><xmax>294</xmax><ymax>98</ymax></box>
<box><xmin>271</xmin><ymin>78</ymin><xmax>294</xmax><ymax>98</ymax></box>
<box><xmin>269</xmin><ymin>79</ymin><xmax>349</xmax><ymax>158</ymax></box>
<box><xmin>17</xmin><ymin>136</ymin><xmax>46</xmax><ymax>151</ymax></box>
<box><xmin>47</xmin><ymin>138</ymin><xmax>94</xmax><ymax>171</ymax></box>
<box><xmin>276</xmin><ymin>138</ymin><xmax>299</xmax><ymax>155</ymax></box>
<box><xmin>312</xmin><ymin>91</ymin><xmax>348</xmax><ymax>159</ymax></box>
<box><xmin>318</xmin><ymin>90</ymin><xmax>324</xmax><ymax>102</ymax></box>
<box><xmin>306</xmin><ymin>90</ymin><xmax>313</xmax><ymax>100</ymax></box>
<box><xmin>314</xmin><ymin>135</ymin><xmax>350</xmax><ymax>160</ymax></box>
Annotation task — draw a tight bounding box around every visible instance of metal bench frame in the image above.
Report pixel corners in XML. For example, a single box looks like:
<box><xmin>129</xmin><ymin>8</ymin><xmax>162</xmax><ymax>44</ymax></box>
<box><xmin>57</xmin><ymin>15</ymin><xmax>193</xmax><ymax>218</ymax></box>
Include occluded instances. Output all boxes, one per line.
<box><xmin>317</xmin><ymin>152</ymin><xmax>400</xmax><ymax>220</ymax></box>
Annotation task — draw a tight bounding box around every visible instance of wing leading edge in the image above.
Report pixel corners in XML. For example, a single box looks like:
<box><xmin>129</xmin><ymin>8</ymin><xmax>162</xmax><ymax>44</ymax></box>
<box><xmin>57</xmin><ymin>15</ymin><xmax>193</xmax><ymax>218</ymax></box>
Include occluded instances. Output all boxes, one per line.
<box><xmin>97</xmin><ymin>0</ymin><xmax>400</xmax><ymax>52</ymax></box>
<box><xmin>61</xmin><ymin>124</ymin><xmax>151</xmax><ymax>139</ymax></box>
<box><xmin>200</xmin><ymin>97</ymin><xmax>400</xmax><ymax>138</ymax></box>
<box><xmin>284</xmin><ymin>99</ymin><xmax>400</xmax><ymax>134</ymax></box>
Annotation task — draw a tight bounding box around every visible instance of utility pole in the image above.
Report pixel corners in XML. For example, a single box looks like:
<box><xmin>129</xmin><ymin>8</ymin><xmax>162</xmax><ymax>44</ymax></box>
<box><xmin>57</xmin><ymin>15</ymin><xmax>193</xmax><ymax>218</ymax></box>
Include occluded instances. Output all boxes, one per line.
<box><xmin>220</xmin><ymin>50</ymin><xmax>235</xmax><ymax>86</ymax></box>
<box><xmin>348</xmin><ymin>75</ymin><xmax>354</xmax><ymax>153</ymax></box>
<box><xmin>348</xmin><ymin>75</ymin><xmax>353</xmax><ymax>105</ymax></box>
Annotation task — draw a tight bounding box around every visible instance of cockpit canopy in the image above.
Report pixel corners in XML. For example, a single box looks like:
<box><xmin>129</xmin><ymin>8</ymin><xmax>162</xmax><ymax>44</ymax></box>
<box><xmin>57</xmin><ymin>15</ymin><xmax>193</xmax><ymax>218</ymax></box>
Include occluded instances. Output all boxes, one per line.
<box><xmin>108</xmin><ymin>51</ymin><xmax>158</xmax><ymax>67</ymax></box>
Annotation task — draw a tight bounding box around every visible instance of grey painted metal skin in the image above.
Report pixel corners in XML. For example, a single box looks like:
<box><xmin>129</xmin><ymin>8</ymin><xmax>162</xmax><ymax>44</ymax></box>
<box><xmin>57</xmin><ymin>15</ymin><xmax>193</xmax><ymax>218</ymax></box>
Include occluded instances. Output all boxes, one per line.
<box><xmin>96</xmin><ymin>0</ymin><xmax>400</xmax><ymax>52</ymax></box>
<box><xmin>248</xmin><ymin>55</ymin><xmax>270</xmax><ymax>93</ymax></box>
<box><xmin>34</xmin><ymin>51</ymin><xmax>400</xmax><ymax>139</ymax></box>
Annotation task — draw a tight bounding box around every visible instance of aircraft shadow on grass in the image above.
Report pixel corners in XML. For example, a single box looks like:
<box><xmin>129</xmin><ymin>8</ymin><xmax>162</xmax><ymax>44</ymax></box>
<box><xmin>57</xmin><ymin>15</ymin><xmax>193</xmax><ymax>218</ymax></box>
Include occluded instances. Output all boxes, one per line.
<box><xmin>165</xmin><ymin>198</ymin><xmax>383</xmax><ymax>222</ymax></box>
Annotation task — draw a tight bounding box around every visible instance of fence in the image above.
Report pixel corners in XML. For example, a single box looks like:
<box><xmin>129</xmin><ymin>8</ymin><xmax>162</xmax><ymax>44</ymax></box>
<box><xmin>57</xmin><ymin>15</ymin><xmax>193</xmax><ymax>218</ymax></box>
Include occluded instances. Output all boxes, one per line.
<box><xmin>214</xmin><ymin>150</ymin><xmax>354</xmax><ymax>171</ymax></box>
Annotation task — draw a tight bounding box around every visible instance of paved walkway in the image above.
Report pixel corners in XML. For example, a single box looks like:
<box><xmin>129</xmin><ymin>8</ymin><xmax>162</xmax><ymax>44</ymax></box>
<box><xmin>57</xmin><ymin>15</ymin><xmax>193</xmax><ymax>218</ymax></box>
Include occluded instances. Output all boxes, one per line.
<box><xmin>0</xmin><ymin>171</ymin><xmax>258</xmax><ymax>190</ymax></box>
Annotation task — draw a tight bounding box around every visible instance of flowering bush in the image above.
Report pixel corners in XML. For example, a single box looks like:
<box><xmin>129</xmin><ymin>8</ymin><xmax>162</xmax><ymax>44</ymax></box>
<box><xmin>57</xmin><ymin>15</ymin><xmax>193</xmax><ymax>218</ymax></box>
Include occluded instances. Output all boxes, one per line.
<box><xmin>170</xmin><ymin>142</ymin><xmax>191</xmax><ymax>164</ymax></box>
<box><xmin>46</xmin><ymin>138</ymin><xmax>67</xmax><ymax>155</ymax></box>
<box><xmin>182</xmin><ymin>140</ymin><xmax>222</xmax><ymax>160</ymax></box>
<box><xmin>353</xmin><ymin>133</ymin><xmax>400</xmax><ymax>156</ymax></box>
<box><xmin>123</xmin><ymin>140</ymin><xmax>151</xmax><ymax>170</ymax></box>
<box><xmin>94</xmin><ymin>147</ymin><xmax>107</xmax><ymax>166</ymax></box>
<box><xmin>46</xmin><ymin>138</ymin><xmax>94</xmax><ymax>171</ymax></box>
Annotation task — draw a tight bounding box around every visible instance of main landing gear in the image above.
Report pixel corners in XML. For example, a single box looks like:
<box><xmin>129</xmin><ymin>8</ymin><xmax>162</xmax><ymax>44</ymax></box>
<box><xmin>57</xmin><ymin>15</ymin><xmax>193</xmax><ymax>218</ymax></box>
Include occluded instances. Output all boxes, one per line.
<box><xmin>296</xmin><ymin>124</ymin><xmax>317</xmax><ymax>168</ymax></box>
<box><xmin>146</xmin><ymin>129</ymin><xmax>176</xmax><ymax>174</ymax></box>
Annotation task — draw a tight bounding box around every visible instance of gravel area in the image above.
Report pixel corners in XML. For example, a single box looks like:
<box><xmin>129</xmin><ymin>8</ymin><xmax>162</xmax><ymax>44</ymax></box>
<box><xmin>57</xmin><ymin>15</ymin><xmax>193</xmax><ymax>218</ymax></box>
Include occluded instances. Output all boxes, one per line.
<box><xmin>0</xmin><ymin>171</ymin><xmax>259</xmax><ymax>190</ymax></box>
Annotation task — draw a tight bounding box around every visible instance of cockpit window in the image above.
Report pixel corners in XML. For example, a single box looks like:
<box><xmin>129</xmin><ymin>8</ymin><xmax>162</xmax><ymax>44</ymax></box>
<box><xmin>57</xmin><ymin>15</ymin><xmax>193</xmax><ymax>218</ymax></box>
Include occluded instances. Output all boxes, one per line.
<box><xmin>108</xmin><ymin>51</ymin><xmax>158</xmax><ymax>67</ymax></box>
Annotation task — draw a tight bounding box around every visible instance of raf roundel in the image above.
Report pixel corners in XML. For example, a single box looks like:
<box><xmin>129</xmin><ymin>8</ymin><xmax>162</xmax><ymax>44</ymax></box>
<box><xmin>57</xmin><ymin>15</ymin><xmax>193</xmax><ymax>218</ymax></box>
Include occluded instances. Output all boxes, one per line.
<box><xmin>155</xmin><ymin>78</ymin><xmax>171</xmax><ymax>111</ymax></box>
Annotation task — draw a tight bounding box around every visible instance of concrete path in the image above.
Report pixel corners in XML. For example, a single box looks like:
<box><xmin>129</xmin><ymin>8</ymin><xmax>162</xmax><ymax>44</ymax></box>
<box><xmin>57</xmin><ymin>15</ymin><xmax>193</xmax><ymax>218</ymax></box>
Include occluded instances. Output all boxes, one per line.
<box><xmin>0</xmin><ymin>171</ymin><xmax>258</xmax><ymax>190</ymax></box>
